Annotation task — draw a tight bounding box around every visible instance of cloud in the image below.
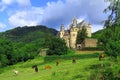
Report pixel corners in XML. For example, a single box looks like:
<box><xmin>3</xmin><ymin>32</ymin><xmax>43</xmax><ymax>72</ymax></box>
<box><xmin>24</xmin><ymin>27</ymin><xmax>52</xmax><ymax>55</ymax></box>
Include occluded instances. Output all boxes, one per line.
<box><xmin>41</xmin><ymin>0</ymin><xmax>109</xmax><ymax>28</ymax></box>
<box><xmin>0</xmin><ymin>22</ymin><xmax>6</xmax><ymax>28</ymax></box>
<box><xmin>8</xmin><ymin>7</ymin><xmax>43</xmax><ymax>27</ymax></box>
<box><xmin>0</xmin><ymin>0</ymin><xmax>31</xmax><ymax>11</ymax></box>
<box><xmin>7</xmin><ymin>0</ymin><xmax>109</xmax><ymax>32</ymax></box>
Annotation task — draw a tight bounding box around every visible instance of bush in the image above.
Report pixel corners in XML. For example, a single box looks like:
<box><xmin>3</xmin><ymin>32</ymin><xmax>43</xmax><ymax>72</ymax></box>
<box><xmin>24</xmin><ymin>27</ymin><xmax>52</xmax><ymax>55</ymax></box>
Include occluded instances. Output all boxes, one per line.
<box><xmin>104</xmin><ymin>40</ymin><xmax>120</xmax><ymax>60</ymax></box>
<box><xmin>46</xmin><ymin>37</ymin><xmax>68</xmax><ymax>55</ymax></box>
<box><xmin>82</xmin><ymin>46</ymin><xmax>103</xmax><ymax>51</ymax></box>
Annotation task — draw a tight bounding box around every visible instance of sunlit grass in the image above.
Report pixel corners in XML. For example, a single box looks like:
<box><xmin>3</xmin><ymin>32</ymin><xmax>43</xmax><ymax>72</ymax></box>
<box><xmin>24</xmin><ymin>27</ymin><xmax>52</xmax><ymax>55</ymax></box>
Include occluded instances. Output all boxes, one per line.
<box><xmin>0</xmin><ymin>54</ymin><xmax>119</xmax><ymax>80</ymax></box>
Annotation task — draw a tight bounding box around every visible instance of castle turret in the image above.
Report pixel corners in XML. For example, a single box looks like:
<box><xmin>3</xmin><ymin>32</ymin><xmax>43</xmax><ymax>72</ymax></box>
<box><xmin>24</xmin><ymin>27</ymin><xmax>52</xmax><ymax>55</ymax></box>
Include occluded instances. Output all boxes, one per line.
<box><xmin>59</xmin><ymin>24</ymin><xmax>65</xmax><ymax>38</ymax></box>
<box><xmin>72</xmin><ymin>17</ymin><xmax>77</xmax><ymax>27</ymax></box>
<box><xmin>86</xmin><ymin>24</ymin><xmax>92</xmax><ymax>37</ymax></box>
<box><xmin>60</xmin><ymin>24</ymin><xmax>65</xmax><ymax>31</ymax></box>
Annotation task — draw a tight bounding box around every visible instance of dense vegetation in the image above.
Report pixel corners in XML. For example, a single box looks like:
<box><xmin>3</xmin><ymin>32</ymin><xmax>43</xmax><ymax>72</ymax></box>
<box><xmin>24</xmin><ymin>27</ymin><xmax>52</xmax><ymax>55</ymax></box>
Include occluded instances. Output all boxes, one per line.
<box><xmin>46</xmin><ymin>37</ymin><xmax>68</xmax><ymax>55</ymax></box>
<box><xmin>91</xmin><ymin>0</ymin><xmax>120</xmax><ymax>79</ymax></box>
<box><xmin>0</xmin><ymin>25</ymin><xmax>58</xmax><ymax>67</ymax></box>
<box><xmin>76</xmin><ymin>27</ymin><xmax>88</xmax><ymax>44</ymax></box>
<box><xmin>0</xmin><ymin>25</ymin><xmax>58</xmax><ymax>43</ymax></box>
<box><xmin>92</xmin><ymin>0</ymin><xmax>120</xmax><ymax>60</ymax></box>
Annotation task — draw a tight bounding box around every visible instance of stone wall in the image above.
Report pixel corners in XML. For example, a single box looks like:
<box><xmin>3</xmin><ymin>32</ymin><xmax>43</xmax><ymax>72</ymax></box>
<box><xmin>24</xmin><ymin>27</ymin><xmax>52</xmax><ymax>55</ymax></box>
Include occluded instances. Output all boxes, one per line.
<box><xmin>82</xmin><ymin>38</ymin><xmax>98</xmax><ymax>48</ymax></box>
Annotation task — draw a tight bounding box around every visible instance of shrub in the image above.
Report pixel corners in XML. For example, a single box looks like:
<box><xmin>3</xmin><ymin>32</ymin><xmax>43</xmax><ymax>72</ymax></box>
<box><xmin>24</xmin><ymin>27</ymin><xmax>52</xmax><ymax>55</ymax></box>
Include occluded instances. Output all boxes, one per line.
<box><xmin>104</xmin><ymin>40</ymin><xmax>120</xmax><ymax>61</ymax></box>
<box><xmin>82</xmin><ymin>46</ymin><xmax>103</xmax><ymax>51</ymax></box>
<box><xmin>46</xmin><ymin>37</ymin><xmax>68</xmax><ymax>55</ymax></box>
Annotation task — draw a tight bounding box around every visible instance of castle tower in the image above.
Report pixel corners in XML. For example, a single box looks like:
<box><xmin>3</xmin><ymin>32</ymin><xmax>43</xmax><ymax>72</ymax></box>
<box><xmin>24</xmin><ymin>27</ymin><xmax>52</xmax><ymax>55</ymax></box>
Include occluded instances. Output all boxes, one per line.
<box><xmin>69</xmin><ymin>27</ymin><xmax>78</xmax><ymax>48</ymax></box>
<box><xmin>72</xmin><ymin>17</ymin><xmax>77</xmax><ymax>27</ymax></box>
<box><xmin>59</xmin><ymin>24</ymin><xmax>65</xmax><ymax>38</ymax></box>
<box><xmin>86</xmin><ymin>24</ymin><xmax>92</xmax><ymax>37</ymax></box>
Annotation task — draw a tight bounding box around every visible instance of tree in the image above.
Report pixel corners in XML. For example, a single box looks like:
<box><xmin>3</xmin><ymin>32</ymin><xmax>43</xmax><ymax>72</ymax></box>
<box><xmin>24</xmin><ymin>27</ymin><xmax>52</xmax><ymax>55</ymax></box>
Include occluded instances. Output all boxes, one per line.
<box><xmin>104</xmin><ymin>0</ymin><xmax>120</xmax><ymax>28</ymax></box>
<box><xmin>46</xmin><ymin>37</ymin><xmax>68</xmax><ymax>55</ymax></box>
<box><xmin>102</xmin><ymin>0</ymin><xmax>120</xmax><ymax>60</ymax></box>
<box><xmin>76</xmin><ymin>27</ymin><xmax>87</xmax><ymax>44</ymax></box>
<box><xmin>44</xmin><ymin>29</ymin><xmax>52</xmax><ymax>48</ymax></box>
<box><xmin>104</xmin><ymin>40</ymin><xmax>120</xmax><ymax>60</ymax></box>
<box><xmin>0</xmin><ymin>38</ymin><xmax>14</xmax><ymax>66</ymax></box>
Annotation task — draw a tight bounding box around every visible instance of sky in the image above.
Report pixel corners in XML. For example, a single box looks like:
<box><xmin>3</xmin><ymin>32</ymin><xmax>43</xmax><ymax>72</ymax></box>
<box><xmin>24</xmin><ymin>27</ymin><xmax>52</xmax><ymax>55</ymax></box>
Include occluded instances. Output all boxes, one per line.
<box><xmin>0</xmin><ymin>0</ymin><xmax>109</xmax><ymax>32</ymax></box>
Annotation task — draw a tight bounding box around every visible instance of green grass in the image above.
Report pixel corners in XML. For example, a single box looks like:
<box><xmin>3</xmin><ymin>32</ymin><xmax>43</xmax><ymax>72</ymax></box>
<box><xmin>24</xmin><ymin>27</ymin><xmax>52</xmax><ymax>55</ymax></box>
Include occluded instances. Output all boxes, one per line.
<box><xmin>0</xmin><ymin>54</ymin><xmax>119</xmax><ymax>80</ymax></box>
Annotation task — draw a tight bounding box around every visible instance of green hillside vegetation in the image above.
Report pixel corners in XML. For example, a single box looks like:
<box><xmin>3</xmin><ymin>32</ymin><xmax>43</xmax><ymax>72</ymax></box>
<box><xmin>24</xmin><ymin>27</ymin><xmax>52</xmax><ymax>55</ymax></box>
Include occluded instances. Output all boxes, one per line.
<box><xmin>92</xmin><ymin>29</ymin><xmax>105</xmax><ymax>39</ymax></box>
<box><xmin>0</xmin><ymin>25</ymin><xmax>58</xmax><ymax>67</ymax></box>
<box><xmin>92</xmin><ymin>26</ymin><xmax>120</xmax><ymax>44</ymax></box>
<box><xmin>0</xmin><ymin>25</ymin><xmax>58</xmax><ymax>43</ymax></box>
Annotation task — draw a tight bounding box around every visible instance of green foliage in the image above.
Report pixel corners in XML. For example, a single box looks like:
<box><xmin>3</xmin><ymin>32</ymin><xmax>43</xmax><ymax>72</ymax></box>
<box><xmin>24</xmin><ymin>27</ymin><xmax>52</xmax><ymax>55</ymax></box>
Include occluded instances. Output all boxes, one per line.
<box><xmin>82</xmin><ymin>46</ymin><xmax>103</xmax><ymax>51</ymax></box>
<box><xmin>0</xmin><ymin>25</ymin><xmax>58</xmax><ymax>67</ymax></box>
<box><xmin>104</xmin><ymin>0</ymin><xmax>120</xmax><ymax>28</ymax></box>
<box><xmin>76</xmin><ymin>27</ymin><xmax>87</xmax><ymax>44</ymax></box>
<box><xmin>94</xmin><ymin>26</ymin><xmax>120</xmax><ymax>60</ymax></box>
<box><xmin>0</xmin><ymin>38</ymin><xmax>14</xmax><ymax>66</ymax></box>
<box><xmin>46</xmin><ymin>37</ymin><xmax>68</xmax><ymax>55</ymax></box>
<box><xmin>104</xmin><ymin>40</ymin><xmax>120</xmax><ymax>60</ymax></box>
<box><xmin>102</xmin><ymin>68</ymin><xmax>114</xmax><ymax>80</ymax></box>
<box><xmin>0</xmin><ymin>25</ymin><xmax>58</xmax><ymax>43</ymax></box>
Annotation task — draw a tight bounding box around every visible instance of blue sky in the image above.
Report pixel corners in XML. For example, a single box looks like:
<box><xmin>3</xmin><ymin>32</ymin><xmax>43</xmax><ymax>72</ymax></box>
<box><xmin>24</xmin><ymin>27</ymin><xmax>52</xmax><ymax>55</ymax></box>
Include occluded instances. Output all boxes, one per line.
<box><xmin>0</xmin><ymin>0</ymin><xmax>109</xmax><ymax>32</ymax></box>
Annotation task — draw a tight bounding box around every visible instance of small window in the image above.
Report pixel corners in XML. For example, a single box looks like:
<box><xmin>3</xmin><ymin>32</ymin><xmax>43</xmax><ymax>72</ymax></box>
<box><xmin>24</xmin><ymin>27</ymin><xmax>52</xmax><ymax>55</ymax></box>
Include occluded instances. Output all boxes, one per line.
<box><xmin>73</xmin><ymin>34</ymin><xmax>75</xmax><ymax>36</ymax></box>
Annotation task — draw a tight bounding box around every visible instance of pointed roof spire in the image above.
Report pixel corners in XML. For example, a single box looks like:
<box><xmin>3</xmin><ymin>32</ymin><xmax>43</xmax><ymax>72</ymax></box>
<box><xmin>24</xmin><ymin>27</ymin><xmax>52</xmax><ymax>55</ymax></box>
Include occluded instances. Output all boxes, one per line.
<box><xmin>60</xmin><ymin>24</ymin><xmax>64</xmax><ymax>31</ymax></box>
<box><xmin>72</xmin><ymin>16</ymin><xmax>77</xmax><ymax>27</ymax></box>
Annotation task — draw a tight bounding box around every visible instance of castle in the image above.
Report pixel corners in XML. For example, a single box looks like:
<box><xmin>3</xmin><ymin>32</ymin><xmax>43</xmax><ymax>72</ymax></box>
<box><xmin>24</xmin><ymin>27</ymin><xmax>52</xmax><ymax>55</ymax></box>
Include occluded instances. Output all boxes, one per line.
<box><xmin>58</xmin><ymin>17</ymin><xmax>94</xmax><ymax>49</ymax></box>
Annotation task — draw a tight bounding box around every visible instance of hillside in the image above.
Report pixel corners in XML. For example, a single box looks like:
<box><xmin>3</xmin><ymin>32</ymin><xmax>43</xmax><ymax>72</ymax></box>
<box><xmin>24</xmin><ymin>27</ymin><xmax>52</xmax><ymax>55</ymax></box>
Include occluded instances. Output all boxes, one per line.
<box><xmin>0</xmin><ymin>25</ymin><xmax>58</xmax><ymax>43</ymax></box>
<box><xmin>92</xmin><ymin>29</ymin><xmax>105</xmax><ymax>39</ymax></box>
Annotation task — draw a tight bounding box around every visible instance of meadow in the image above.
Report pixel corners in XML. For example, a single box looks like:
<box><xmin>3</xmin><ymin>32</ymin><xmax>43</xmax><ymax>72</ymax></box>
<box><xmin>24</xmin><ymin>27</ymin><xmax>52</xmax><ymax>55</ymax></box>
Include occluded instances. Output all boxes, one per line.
<box><xmin>0</xmin><ymin>51</ymin><xmax>119</xmax><ymax>80</ymax></box>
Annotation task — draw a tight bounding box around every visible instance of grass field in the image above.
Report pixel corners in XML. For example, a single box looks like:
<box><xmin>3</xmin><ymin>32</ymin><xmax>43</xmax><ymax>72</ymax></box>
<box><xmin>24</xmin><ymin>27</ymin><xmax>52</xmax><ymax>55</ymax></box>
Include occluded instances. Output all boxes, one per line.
<box><xmin>0</xmin><ymin>53</ymin><xmax>119</xmax><ymax>80</ymax></box>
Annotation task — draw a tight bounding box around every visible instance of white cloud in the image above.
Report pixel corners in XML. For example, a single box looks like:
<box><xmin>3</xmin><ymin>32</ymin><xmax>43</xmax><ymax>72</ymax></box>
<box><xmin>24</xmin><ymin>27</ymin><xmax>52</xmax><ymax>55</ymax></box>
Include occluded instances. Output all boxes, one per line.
<box><xmin>41</xmin><ymin>0</ymin><xmax>109</xmax><ymax>28</ymax></box>
<box><xmin>8</xmin><ymin>7</ymin><xmax>43</xmax><ymax>27</ymax></box>
<box><xmin>1</xmin><ymin>0</ymin><xmax>31</xmax><ymax>5</ymax></box>
<box><xmin>92</xmin><ymin>25</ymin><xmax>104</xmax><ymax>33</ymax></box>
<box><xmin>0</xmin><ymin>22</ymin><xmax>7</xmax><ymax>28</ymax></box>
<box><xmin>0</xmin><ymin>0</ymin><xmax>31</xmax><ymax>11</ymax></box>
<box><xmin>16</xmin><ymin>0</ymin><xmax>31</xmax><ymax>6</ymax></box>
<box><xmin>0</xmin><ymin>5</ymin><xmax>6</xmax><ymax>12</ymax></box>
<box><xmin>7</xmin><ymin>0</ymin><xmax>109</xmax><ymax>32</ymax></box>
<box><xmin>2</xmin><ymin>0</ymin><xmax>14</xmax><ymax>5</ymax></box>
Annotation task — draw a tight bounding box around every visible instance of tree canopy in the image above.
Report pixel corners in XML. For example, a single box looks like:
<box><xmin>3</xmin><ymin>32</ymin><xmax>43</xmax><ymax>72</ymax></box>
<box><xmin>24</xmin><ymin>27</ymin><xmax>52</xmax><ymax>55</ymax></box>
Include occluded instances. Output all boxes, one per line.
<box><xmin>47</xmin><ymin>37</ymin><xmax>68</xmax><ymax>55</ymax></box>
<box><xmin>76</xmin><ymin>27</ymin><xmax>88</xmax><ymax>44</ymax></box>
<box><xmin>102</xmin><ymin>0</ymin><xmax>120</xmax><ymax>60</ymax></box>
<box><xmin>104</xmin><ymin>0</ymin><xmax>120</xmax><ymax>28</ymax></box>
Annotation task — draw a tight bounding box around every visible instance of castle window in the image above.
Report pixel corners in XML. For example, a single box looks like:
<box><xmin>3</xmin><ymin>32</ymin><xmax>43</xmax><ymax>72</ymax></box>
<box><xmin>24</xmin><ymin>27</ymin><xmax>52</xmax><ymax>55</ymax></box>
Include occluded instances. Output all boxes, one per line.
<box><xmin>73</xmin><ymin>34</ymin><xmax>75</xmax><ymax>36</ymax></box>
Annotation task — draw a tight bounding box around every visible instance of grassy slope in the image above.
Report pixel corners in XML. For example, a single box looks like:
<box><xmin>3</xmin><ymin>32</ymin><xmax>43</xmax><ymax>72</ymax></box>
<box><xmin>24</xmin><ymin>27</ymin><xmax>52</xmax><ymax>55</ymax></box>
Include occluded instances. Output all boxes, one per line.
<box><xmin>0</xmin><ymin>54</ymin><xmax>105</xmax><ymax>80</ymax></box>
<box><xmin>0</xmin><ymin>51</ymin><xmax>119</xmax><ymax>80</ymax></box>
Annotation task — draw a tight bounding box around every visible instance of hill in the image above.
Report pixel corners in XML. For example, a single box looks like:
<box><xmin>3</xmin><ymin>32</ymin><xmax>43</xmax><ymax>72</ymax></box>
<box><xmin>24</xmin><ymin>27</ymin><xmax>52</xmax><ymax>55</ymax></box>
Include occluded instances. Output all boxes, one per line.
<box><xmin>0</xmin><ymin>25</ymin><xmax>58</xmax><ymax>43</ymax></box>
<box><xmin>92</xmin><ymin>29</ymin><xmax>105</xmax><ymax>39</ymax></box>
<box><xmin>0</xmin><ymin>25</ymin><xmax>58</xmax><ymax>66</ymax></box>
<box><xmin>92</xmin><ymin>26</ymin><xmax>120</xmax><ymax>42</ymax></box>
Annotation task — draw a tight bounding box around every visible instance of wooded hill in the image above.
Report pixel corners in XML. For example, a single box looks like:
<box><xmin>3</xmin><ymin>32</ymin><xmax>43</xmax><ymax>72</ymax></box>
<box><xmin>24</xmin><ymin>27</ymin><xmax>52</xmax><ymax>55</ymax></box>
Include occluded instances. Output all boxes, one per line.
<box><xmin>0</xmin><ymin>25</ymin><xmax>58</xmax><ymax>43</ymax></box>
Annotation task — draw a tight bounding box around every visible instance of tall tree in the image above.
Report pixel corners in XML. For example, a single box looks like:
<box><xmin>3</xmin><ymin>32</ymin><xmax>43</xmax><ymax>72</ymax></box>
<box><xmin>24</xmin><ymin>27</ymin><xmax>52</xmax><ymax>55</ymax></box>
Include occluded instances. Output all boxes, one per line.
<box><xmin>104</xmin><ymin>0</ymin><xmax>120</xmax><ymax>28</ymax></box>
<box><xmin>47</xmin><ymin>37</ymin><xmax>68</xmax><ymax>55</ymax></box>
<box><xmin>76</xmin><ymin>27</ymin><xmax>88</xmax><ymax>44</ymax></box>
<box><xmin>0</xmin><ymin>38</ymin><xmax>14</xmax><ymax>66</ymax></box>
<box><xmin>102</xmin><ymin>0</ymin><xmax>120</xmax><ymax>60</ymax></box>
